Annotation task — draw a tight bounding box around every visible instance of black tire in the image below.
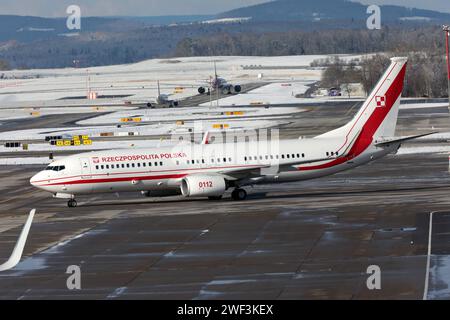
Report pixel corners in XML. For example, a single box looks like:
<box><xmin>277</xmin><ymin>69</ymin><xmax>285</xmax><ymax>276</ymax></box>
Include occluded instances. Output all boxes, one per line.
<box><xmin>68</xmin><ymin>199</ymin><xmax>77</xmax><ymax>208</ymax></box>
<box><xmin>198</xmin><ymin>87</ymin><xmax>206</xmax><ymax>94</ymax></box>
<box><xmin>208</xmin><ymin>195</ymin><xmax>223</xmax><ymax>200</ymax></box>
<box><xmin>231</xmin><ymin>188</ymin><xmax>247</xmax><ymax>201</ymax></box>
<box><xmin>146</xmin><ymin>102</ymin><xmax>152</xmax><ymax>108</ymax></box>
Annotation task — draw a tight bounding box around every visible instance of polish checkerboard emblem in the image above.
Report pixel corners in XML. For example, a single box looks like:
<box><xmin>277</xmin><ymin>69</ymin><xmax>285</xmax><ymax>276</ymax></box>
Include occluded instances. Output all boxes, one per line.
<box><xmin>375</xmin><ymin>95</ymin><xmax>386</xmax><ymax>107</ymax></box>
<box><xmin>93</xmin><ymin>157</ymin><xmax>99</xmax><ymax>164</ymax></box>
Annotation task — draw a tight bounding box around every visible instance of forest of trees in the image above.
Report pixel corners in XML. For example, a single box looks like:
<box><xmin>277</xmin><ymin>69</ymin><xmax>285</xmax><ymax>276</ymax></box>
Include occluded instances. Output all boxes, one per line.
<box><xmin>317</xmin><ymin>53</ymin><xmax>448</xmax><ymax>98</ymax></box>
<box><xmin>173</xmin><ymin>26</ymin><xmax>445</xmax><ymax>57</ymax></box>
<box><xmin>174</xmin><ymin>25</ymin><xmax>448</xmax><ymax>98</ymax></box>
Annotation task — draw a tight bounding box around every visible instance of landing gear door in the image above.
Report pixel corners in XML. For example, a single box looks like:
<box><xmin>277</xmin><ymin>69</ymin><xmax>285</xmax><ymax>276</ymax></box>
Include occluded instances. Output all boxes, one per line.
<box><xmin>80</xmin><ymin>158</ymin><xmax>92</xmax><ymax>179</ymax></box>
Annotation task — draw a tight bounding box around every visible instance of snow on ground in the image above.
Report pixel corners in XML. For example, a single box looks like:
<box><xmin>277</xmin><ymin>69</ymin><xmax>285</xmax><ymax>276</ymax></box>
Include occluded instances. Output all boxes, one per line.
<box><xmin>77</xmin><ymin>106</ymin><xmax>305</xmax><ymax>125</ymax></box>
<box><xmin>0</xmin><ymin>157</ymin><xmax>57</xmax><ymax>165</ymax></box>
<box><xmin>0</xmin><ymin>54</ymin><xmax>366</xmax><ymax>106</ymax></box>
<box><xmin>0</xmin><ymin>106</ymin><xmax>137</xmax><ymax>121</ymax></box>
<box><xmin>397</xmin><ymin>145</ymin><xmax>450</xmax><ymax>155</ymax></box>
<box><xmin>0</xmin><ymin>118</ymin><xmax>291</xmax><ymax>146</ymax></box>
<box><xmin>399</xmin><ymin>103</ymin><xmax>449</xmax><ymax>110</ymax></box>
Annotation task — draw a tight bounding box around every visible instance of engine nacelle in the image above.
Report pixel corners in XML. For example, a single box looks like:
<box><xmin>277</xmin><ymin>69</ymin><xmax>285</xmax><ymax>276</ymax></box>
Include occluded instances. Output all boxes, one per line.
<box><xmin>180</xmin><ymin>175</ymin><xmax>226</xmax><ymax>197</ymax></box>
<box><xmin>234</xmin><ymin>85</ymin><xmax>242</xmax><ymax>93</ymax></box>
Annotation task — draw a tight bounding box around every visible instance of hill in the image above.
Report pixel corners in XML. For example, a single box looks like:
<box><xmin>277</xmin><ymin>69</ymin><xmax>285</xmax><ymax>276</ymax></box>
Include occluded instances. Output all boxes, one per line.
<box><xmin>217</xmin><ymin>0</ymin><xmax>450</xmax><ymax>22</ymax></box>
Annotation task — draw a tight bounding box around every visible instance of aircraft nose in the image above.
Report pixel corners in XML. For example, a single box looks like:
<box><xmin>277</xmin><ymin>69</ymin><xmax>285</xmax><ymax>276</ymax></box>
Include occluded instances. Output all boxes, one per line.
<box><xmin>30</xmin><ymin>172</ymin><xmax>42</xmax><ymax>187</ymax></box>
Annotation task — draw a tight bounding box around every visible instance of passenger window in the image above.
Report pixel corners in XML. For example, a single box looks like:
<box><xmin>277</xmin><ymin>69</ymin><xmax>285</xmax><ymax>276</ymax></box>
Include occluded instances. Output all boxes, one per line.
<box><xmin>106</xmin><ymin>165</ymin><xmax>109</xmax><ymax>169</ymax></box>
<box><xmin>126</xmin><ymin>164</ymin><xmax>130</xmax><ymax>168</ymax></box>
<box><xmin>137</xmin><ymin>163</ymin><xmax>141</xmax><ymax>167</ymax></box>
<box><xmin>143</xmin><ymin>163</ymin><xmax>146</xmax><ymax>167</ymax></box>
<box><xmin>131</xmin><ymin>163</ymin><xmax>135</xmax><ymax>168</ymax></box>
<box><xmin>326</xmin><ymin>152</ymin><xmax>329</xmax><ymax>156</ymax></box>
<box><xmin>160</xmin><ymin>162</ymin><xmax>163</xmax><ymax>166</ymax></box>
<box><xmin>96</xmin><ymin>165</ymin><xmax>99</xmax><ymax>170</ymax></box>
<box><xmin>223</xmin><ymin>157</ymin><xmax>226</xmax><ymax>162</ymax></box>
<box><xmin>302</xmin><ymin>153</ymin><xmax>305</xmax><ymax>158</ymax></box>
<box><xmin>229</xmin><ymin>158</ymin><xmax>232</xmax><ymax>162</ymax></box>
<box><xmin>245</xmin><ymin>156</ymin><xmax>247</xmax><ymax>161</ymax></box>
<box><xmin>282</xmin><ymin>155</ymin><xmax>285</xmax><ymax>159</ymax></box>
<box><xmin>292</xmin><ymin>154</ymin><xmax>295</xmax><ymax>158</ymax></box>
<box><xmin>202</xmin><ymin>159</ymin><xmax>205</xmax><ymax>164</ymax></box>
<box><xmin>101</xmin><ymin>165</ymin><xmax>104</xmax><ymax>169</ymax></box>
<box><xmin>154</xmin><ymin>162</ymin><xmax>158</xmax><ymax>166</ymax></box>
<box><xmin>297</xmin><ymin>154</ymin><xmax>300</xmax><ymax>158</ymax></box>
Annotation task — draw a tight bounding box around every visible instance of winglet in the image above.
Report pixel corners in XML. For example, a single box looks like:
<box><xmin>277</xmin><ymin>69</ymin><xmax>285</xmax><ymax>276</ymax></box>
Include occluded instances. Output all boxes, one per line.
<box><xmin>0</xmin><ymin>209</ymin><xmax>35</xmax><ymax>272</ymax></box>
<box><xmin>201</xmin><ymin>131</ymin><xmax>210</xmax><ymax>145</ymax></box>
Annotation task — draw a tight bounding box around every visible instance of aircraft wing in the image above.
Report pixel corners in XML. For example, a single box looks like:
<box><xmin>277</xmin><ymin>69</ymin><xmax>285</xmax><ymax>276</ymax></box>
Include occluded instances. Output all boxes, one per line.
<box><xmin>0</xmin><ymin>209</ymin><xmax>35</xmax><ymax>272</ymax></box>
<box><xmin>218</xmin><ymin>156</ymin><xmax>338</xmax><ymax>180</ymax></box>
<box><xmin>374</xmin><ymin>132</ymin><xmax>437</xmax><ymax>147</ymax></box>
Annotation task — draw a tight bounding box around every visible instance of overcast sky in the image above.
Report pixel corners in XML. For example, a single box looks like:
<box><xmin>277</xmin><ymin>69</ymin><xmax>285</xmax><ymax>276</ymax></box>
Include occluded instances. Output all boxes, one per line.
<box><xmin>0</xmin><ymin>0</ymin><xmax>449</xmax><ymax>17</ymax></box>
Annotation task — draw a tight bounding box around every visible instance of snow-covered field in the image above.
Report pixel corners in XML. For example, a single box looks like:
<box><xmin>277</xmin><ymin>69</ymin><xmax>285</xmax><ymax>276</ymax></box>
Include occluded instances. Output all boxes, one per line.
<box><xmin>0</xmin><ymin>106</ymin><xmax>137</xmax><ymax>121</ymax></box>
<box><xmin>0</xmin><ymin>54</ymin><xmax>365</xmax><ymax>106</ymax></box>
<box><xmin>77</xmin><ymin>105</ymin><xmax>305</xmax><ymax>125</ymax></box>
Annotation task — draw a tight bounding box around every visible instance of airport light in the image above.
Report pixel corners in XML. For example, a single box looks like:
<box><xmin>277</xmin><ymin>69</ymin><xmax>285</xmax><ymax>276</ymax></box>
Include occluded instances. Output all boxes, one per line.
<box><xmin>443</xmin><ymin>25</ymin><xmax>450</xmax><ymax>112</ymax></box>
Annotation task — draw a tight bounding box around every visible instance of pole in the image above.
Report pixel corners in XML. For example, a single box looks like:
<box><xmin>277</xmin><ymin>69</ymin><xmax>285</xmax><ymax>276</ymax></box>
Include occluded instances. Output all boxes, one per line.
<box><xmin>443</xmin><ymin>25</ymin><xmax>450</xmax><ymax>112</ymax></box>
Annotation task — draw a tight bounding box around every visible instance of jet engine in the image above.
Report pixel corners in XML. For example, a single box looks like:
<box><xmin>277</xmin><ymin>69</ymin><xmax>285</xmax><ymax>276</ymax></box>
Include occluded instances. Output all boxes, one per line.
<box><xmin>180</xmin><ymin>175</ymin><xmax>226</xmax><ymax>197</ymax></box>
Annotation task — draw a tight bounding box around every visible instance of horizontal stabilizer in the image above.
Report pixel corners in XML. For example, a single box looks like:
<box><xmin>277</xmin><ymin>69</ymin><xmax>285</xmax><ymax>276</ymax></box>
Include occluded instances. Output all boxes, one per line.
<box><xmin>374</xmin><ymin>132</ymin><xmax>437</xmax><ymax>147</ymax></box>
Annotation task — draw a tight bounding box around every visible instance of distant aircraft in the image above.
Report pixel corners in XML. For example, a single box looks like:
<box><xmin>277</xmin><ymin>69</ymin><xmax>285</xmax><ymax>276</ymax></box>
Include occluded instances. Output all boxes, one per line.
<box><xmin>30</xmin><ymin>57</ymin><xmax>434</xmax><ymax>207</ymax></box>
<box><xmin>146</xmin><ymin>80</ymin><xmax>179</xmax><ymax>108</ymax></box>
<box><xmin>197</xmin><ymin>61</ymin><xmax>242</xmax><ymax>95</ymax></box>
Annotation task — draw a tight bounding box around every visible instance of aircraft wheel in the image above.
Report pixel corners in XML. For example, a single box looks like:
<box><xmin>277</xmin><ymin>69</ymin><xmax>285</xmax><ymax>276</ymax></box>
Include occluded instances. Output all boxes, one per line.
<box><xmin>231</xmin><ymin>188</ymin><xmax>247</xmax><ymax>201</ymax></box>
<box><xmin>208</xmin><ymin>195</ymin><xmax>223</xmax><ymax>200</ymax></box>
<box><xmin>68</xmin><ymin>199</ymin><xmax>77</xmax><ymax>208</ymax></box>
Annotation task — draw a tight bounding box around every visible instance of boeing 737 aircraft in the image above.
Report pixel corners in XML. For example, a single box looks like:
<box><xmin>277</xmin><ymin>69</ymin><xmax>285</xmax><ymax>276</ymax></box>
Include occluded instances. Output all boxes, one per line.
<box><xmin>30</xmin><ymin>57</ymin><xmax>432</xmax><ymax>207</ymax></box>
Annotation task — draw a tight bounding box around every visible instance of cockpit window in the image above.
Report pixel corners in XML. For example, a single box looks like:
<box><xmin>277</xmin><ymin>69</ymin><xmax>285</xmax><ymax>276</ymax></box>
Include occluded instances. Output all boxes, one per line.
<box><xmin>45</xmin><ymin>165</ymin><xmax>65</xmax><ymax>171</ymax></box>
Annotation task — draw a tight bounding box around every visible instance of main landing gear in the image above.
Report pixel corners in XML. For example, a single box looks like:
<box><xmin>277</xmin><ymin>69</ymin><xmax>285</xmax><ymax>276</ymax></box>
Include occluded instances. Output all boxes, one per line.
<box><xmin>231</xmin><ymin>188</ymin><xmax>247</xmax><ymax>201</ymax></box>
<box><xmin>67</xmin><ymin>199</ymin><xmax>77</xmax><ymax>208</ymax></box>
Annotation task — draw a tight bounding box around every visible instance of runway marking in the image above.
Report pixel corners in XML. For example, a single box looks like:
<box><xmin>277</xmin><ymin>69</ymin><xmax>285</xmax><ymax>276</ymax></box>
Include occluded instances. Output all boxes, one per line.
<box><xmin>422</xmin><ymin>211</ymin><xmax>448</xmax><ymax>300</ymax></box>
<box><xmin>423</xmin><ymin>211</ymin><xmax>433</xmax><ymax>300</ymax></box>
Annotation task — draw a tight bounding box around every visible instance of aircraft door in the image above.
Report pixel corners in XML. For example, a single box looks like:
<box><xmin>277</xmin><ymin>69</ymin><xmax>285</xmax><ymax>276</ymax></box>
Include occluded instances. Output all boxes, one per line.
<box><xmin>80</xmin><ymin>158</ymin><xmax>92</xmax><ymax>179</ymax></box>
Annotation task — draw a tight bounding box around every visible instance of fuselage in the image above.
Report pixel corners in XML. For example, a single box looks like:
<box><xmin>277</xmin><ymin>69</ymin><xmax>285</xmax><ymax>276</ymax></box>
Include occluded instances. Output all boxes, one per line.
<box><xmin>29</xmin><ymin>137</ymin><xmax>397</xmax><ymax>196</ymax></box>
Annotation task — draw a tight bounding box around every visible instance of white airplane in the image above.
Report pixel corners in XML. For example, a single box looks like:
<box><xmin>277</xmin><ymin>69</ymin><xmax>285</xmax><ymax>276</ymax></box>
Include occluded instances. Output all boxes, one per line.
<box><xmin>30</xmin><ymin>57</ymin><xmax>432</xmax><ymax>207</ymax></box>
<box><xmin>146</xmin><ymin>80</ymin><xmax>179</xmax><ymax>108</ymax></box>
<box><xmin>197</xmin><ymin>61</ymin><xmax>242</xmax><ymax>95</ymax></box>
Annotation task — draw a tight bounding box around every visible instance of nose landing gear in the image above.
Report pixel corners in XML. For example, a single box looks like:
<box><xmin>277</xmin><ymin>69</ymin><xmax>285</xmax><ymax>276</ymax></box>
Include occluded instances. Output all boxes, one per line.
<box><xmin>67</xmin><ymin>199</ymin><xmax>77</xmax><ymax>208</ymax></box>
